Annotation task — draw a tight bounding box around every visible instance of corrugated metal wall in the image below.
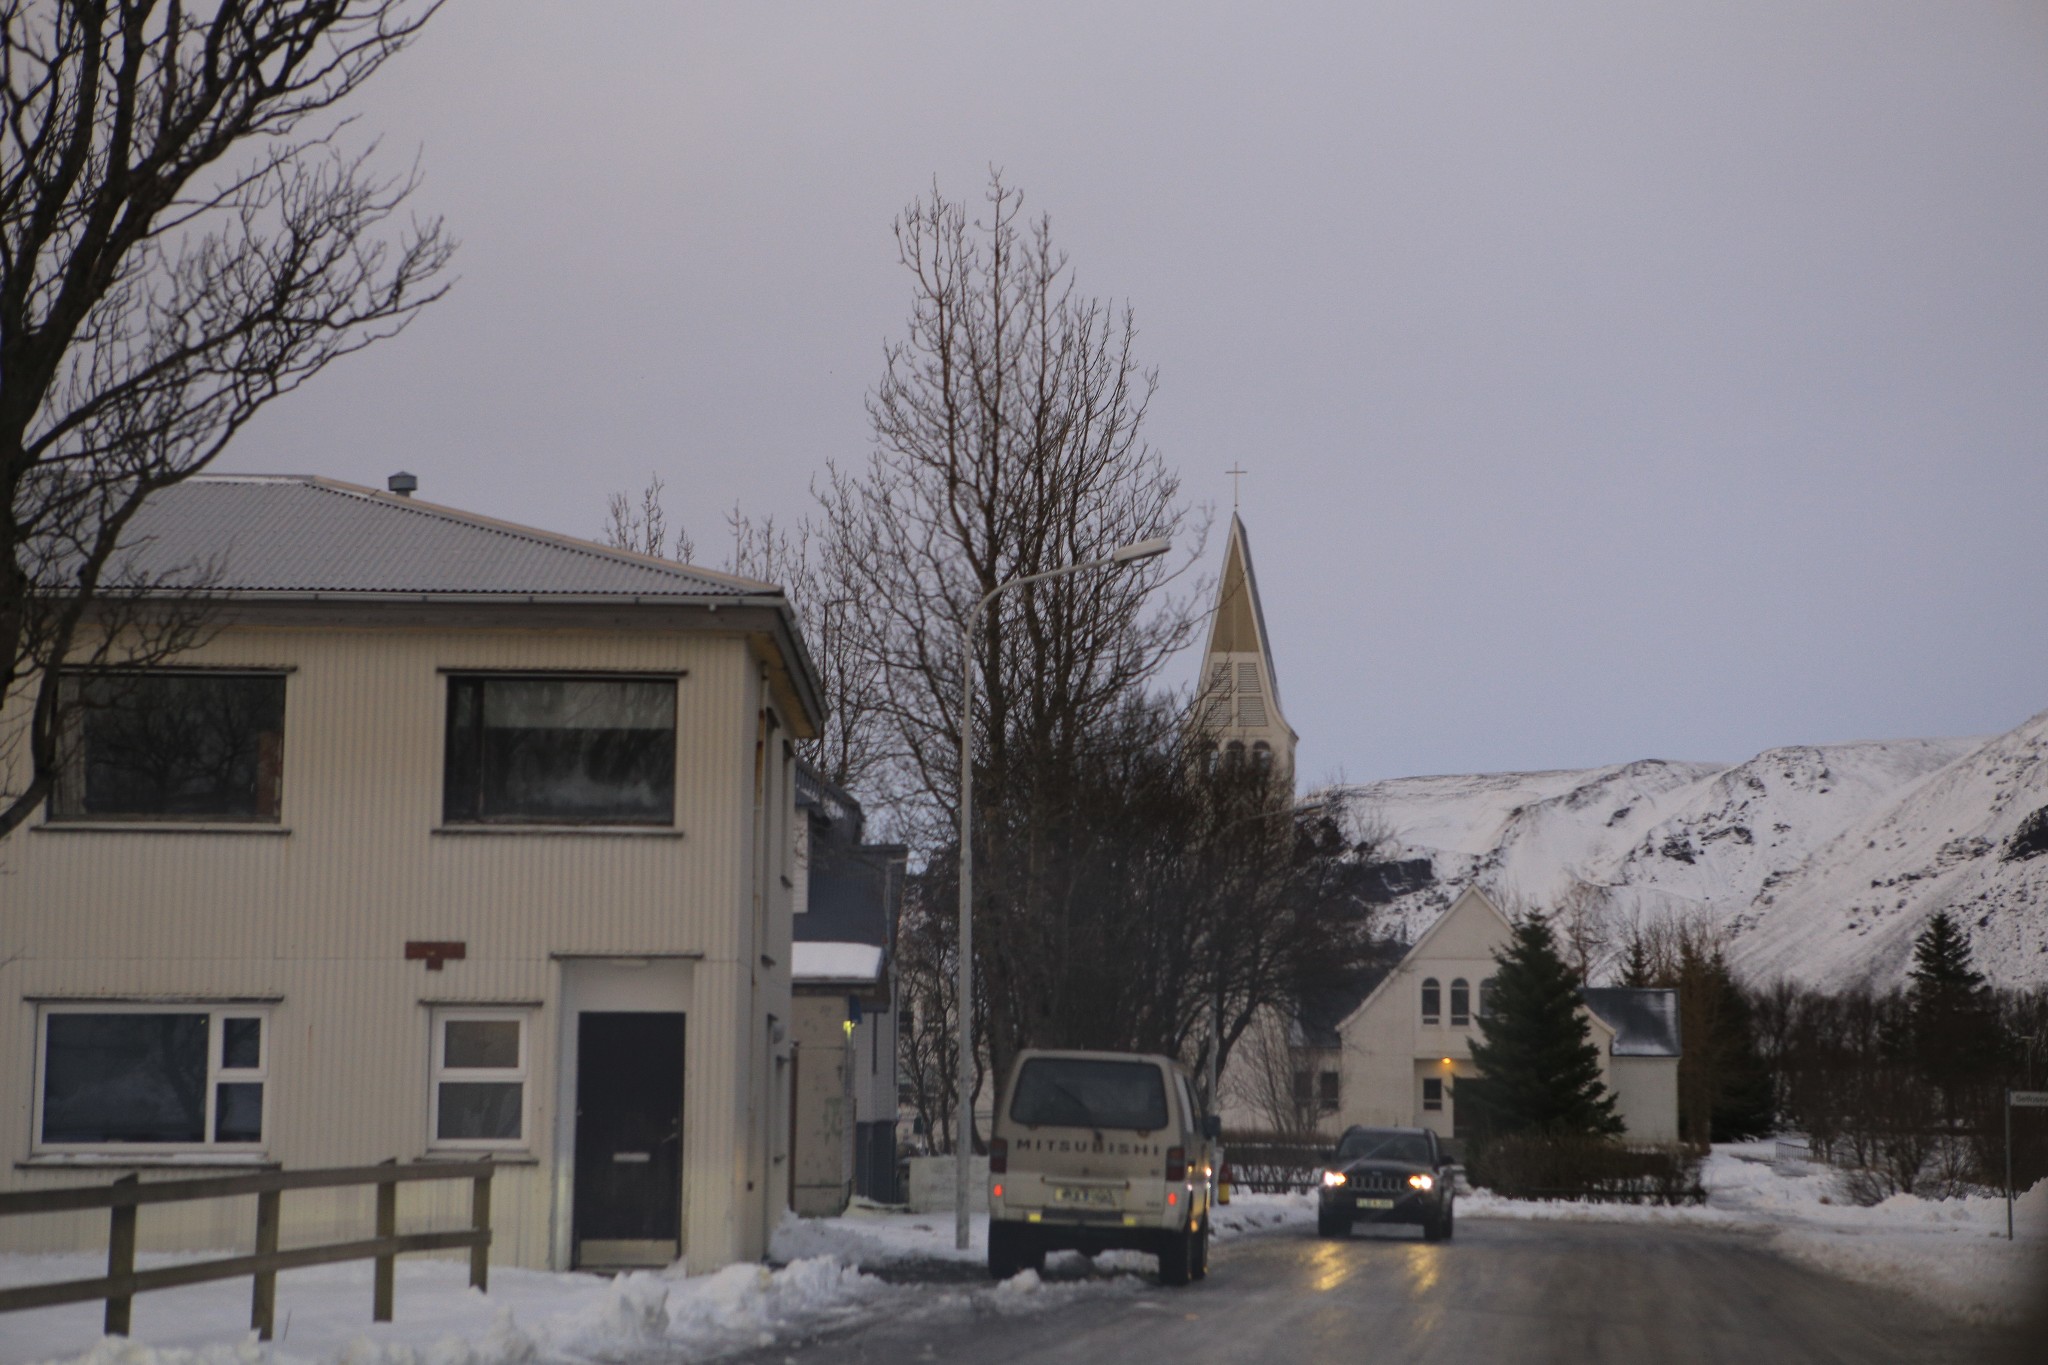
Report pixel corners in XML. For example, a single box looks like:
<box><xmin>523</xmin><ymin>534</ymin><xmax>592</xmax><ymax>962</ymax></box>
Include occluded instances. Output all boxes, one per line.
<box><xmin>0</xmin><ymin>622</ymin><xmax>789</xmax><ymax>1272</ymax></box>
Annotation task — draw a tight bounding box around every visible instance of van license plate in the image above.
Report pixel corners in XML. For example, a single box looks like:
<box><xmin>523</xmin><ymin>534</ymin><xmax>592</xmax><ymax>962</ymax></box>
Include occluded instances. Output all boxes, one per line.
<box><xmin>1358</xmin><ymin>1198</ymin><xmax>1396</xmax><ymax>1210</ymax></box>
<box><xmin>1052</xmin><ymin>1185</ymin><xmax>1117</xmax><ymax>1207</ymax></box>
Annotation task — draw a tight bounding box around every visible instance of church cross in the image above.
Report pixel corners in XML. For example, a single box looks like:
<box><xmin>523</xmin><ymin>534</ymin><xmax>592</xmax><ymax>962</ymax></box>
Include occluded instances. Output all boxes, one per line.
<box><xmin>1225</xmin><ymin>464</ymin><xmax>1247</xmax><ymax>509</ymax></box>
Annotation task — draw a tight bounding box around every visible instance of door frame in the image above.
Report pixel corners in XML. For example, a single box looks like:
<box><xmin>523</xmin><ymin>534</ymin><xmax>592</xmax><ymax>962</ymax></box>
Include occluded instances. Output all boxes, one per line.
<box><xmin>550</xmin><ymin>958</ymin><xmax>695</xmax><ymax>1271</ymax></box>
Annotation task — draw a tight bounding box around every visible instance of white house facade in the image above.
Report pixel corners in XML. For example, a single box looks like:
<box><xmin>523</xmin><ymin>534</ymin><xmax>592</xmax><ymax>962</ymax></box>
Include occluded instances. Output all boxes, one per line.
<box><xmin>0</xmin><ymin>475</ymin><xmax>823</xmax><ymax>1273</ymax></box>
<box><xmin>1335</xmin><ymin>889</ymin><xmax>1681</xmax><ymax>1147</ymax></box>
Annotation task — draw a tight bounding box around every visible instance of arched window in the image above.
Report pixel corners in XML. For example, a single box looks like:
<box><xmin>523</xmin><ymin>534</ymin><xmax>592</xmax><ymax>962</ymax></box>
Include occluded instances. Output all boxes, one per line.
<box><xmin>1477</xmin><ymin>979</ymin><xmax>1495</xmax><ymax>1019</ymax></box>
<box><xmin>1450</xmin><ymin>978</ymin><xmax>1470</xmax><ymax>1026</ymax></box>
<box><xmin>1420</xmin><ymin>978</ymin><xmax>1440</xmax><ymax>1025</ymax></box>
<box><xmin>1224</xmin><ymin>740</ymin><xmax>1246</xmax><ymax>767</ymax></box>
<box><xmin>1251</xmin><ymin>740</ymin><xmax>1273</xmax><ymax>770</ymax></box>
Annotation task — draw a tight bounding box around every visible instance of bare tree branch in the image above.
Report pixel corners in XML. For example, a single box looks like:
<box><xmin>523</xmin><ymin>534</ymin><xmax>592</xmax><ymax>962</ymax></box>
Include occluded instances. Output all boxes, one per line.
<box><xmin>1</xmin><ymin>1</ymin><xmax>453</xmax><ymax>838</ymax></box>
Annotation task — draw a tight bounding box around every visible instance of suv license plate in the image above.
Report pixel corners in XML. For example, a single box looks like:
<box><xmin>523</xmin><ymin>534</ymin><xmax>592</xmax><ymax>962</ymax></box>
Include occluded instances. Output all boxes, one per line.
<box><xmin>1052</xmin><ymin>1185</ymin><xmax>1117</xmax><ymax>1207</ymax></box>
<box><xmin>1358</xmin><ymin>1197</ymin><xmax>1396</xmax><ymax>1210</ymax></box>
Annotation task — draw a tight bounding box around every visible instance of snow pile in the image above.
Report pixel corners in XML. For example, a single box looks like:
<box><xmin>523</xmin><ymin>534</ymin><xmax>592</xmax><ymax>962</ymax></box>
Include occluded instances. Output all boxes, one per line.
<box><xmin>0</xmin><ymin>1255</ymin><xmax>889</xmax><ymax>1365</ymax></box>
<box><xmin>1210</xmin><ymin>1190</ymin><xmax>1315</xmax><ymax>1237</ymax></box>
<box><xmin>1338</xmin><ymin>708</ymin><xmax>2048</xmax><ymax>987</ymax></box>
<box><xmin>767</xmin><ymin>1203</ymin><xmax>981</xmax><ymax>1266</ymax></box>
<box><xmin>1460</xmin><ymin>1142</ymin><xmax>2048</xmax><ymax>1324</ymax></box>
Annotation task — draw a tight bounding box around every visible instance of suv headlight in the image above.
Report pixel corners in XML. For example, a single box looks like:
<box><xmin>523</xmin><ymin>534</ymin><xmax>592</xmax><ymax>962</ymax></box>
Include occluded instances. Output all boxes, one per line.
<box><xmin>1321</xmin><ymin>1169</ymin><xmax>1347</xmax><ymax>1188</ymax></box>
<box><xmin>1407</xmin><ymin>1173</ymin><xmax>1434</xmax><ymax>1191</ymax></box>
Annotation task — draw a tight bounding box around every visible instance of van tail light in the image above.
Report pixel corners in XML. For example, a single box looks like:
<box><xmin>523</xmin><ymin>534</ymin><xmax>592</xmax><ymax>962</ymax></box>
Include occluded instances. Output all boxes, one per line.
<box><xmin>1166</xmin><ymin>1146</ymin><xmax>1185</xmax><ymax>1182</ymax></box>
<box><xmin>989</xmin><ymin>1138</ymin><xmax>1008</xmax><ymax>1175</ymax></box>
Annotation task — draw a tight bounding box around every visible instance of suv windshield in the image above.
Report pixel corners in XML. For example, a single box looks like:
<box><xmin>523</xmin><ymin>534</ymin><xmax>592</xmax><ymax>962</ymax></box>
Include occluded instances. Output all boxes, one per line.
<box><xmin>1010</xmin><ymin>1058</ymin><xmax>1170</xmax><ymax>1131</ymax></box>
<box><xmin>1335</xmin><ymin>1129</ymin><xmax>1433</xmax><ymax>1166</ymax></box>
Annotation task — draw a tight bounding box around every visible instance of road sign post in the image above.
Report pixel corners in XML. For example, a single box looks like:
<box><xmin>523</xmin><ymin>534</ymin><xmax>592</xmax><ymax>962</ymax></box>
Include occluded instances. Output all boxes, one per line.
<box><xmin>2006</xmin><ymin>1090</ymin><xmax>2048</xmax><ymax>1241</ymax></box>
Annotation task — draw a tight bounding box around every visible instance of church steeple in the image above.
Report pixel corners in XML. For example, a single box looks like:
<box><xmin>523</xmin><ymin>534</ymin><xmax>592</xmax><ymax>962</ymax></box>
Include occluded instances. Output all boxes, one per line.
<box><xmin>1195</xmin><ymin>512</ymin><xmax>1296</xmax><ymax>777</ymax></box>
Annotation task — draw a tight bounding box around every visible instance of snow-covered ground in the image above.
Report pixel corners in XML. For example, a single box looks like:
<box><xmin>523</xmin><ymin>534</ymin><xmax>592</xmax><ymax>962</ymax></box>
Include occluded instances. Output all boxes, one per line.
<box><xmin>1458</xmin><ymin>1142</ymin><xmax>2048</xmax><ymax>1325</ymax></box>
<box><xmin>3</xmin><ymin>1154</ymin><xmax>2041</xmax><ymax>1365</ymax></box>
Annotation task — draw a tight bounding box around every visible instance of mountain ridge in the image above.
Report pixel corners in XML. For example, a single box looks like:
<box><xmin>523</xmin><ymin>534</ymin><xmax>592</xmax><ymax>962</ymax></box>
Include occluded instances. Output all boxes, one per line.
<box><xmin>1335</xmin><ymin>711</ymin><xmax>2048</xmax><ymax>988</ymax></box>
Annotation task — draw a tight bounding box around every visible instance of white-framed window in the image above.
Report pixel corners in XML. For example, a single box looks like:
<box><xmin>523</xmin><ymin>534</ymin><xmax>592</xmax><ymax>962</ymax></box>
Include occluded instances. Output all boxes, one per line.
<box><xmin>35</xmin><ymin>1005</ymin><xmax>270</xmax><ymax>1151</ymax></box>
<box><xmin>428</xmin><ymin>1009</ymin><xmax>529</xmax><ymax>1149</ymax></box>
<box><xmin>1420</xmin><ymin>977</ymin><xmax>1441</xmax><ymax>1025</ymax></box>
<box><xmin>1450</xmin><ymin>978</ymin><xmax>1470</xmax><ymax>1027</ymax></box>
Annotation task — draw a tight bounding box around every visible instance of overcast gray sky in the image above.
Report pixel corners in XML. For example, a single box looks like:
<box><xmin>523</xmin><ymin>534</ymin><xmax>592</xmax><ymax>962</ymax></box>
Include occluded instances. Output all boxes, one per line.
<box><xmin>231</xmin><ymin>1</ymin><xmax>2048</xmax><ymax>786</ymax></box>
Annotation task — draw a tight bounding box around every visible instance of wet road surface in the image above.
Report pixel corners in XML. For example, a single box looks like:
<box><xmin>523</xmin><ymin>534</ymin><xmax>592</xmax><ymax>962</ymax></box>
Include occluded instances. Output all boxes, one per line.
<box><xmin>727</xmin><ymin>1218</ymin><xmax>2018</xmax><ymax>1364</ymax></box>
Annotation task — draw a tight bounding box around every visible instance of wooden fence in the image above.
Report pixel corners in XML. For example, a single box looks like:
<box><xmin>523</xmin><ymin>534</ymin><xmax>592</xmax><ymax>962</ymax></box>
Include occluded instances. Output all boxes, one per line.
<box><xmin>0</xmin><ymin>1159</ymin><xmax>493</xmax><ymax>1341</ymax></box>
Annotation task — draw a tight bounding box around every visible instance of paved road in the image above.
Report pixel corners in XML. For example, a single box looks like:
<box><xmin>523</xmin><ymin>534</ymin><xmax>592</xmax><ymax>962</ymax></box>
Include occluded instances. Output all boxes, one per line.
<box><xmin>731</xmin><ymin>1220</ymin><xmax>2022</xmax><ymax>1364</ymax></box>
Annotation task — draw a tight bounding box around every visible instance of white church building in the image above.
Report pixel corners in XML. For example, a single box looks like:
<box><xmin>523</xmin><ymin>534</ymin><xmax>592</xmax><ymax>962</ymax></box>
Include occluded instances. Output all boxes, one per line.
<box><xmin>1190</xmin><ymin>510</ymin><xmax>1679</xmax><ymax>1146</ymax></box>
<box><xmin>1335</xmin><ymin>888</ymin><xmax>1681</xmax><ymax>1147</ymax></box>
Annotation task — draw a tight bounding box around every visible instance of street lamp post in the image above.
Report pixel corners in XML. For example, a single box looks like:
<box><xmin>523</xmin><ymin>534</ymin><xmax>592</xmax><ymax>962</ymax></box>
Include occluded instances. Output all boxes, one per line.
<box><xmin>955</xmin><ymin>535</ymin><xmax>1170</xmax><ymax>1250</ymax></box>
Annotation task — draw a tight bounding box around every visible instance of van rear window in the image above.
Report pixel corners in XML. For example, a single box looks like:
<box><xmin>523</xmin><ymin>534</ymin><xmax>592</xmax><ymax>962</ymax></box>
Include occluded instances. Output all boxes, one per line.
<box><xmin>1009</xmin><ymin>1059</ymin><xmax>1169</xmax><ymax>1131</ymax></box>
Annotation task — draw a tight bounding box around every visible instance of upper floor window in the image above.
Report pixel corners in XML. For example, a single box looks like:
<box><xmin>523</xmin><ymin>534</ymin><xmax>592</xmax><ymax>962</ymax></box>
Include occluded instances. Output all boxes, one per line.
<box><xmin>1251</xmin><ymin>740</ymin><xmax>1273</xmax><ymax>770</ymax></box>
<box><xmin>1450</xmin><ymin>978</ymin><xmax>1470</xmax><ymax>1026</ymax></box>
<box><xmin>37</xmin><ymin>1006</ymin><xmax>269</xmax><ymax>1150</ymax></box>
<box><xmin>1420</xmin><ymin>977</ymin><xmax>1440</xmax><ymax>1025</ymax></box>
<box><xmin>52</xmin><ymin>672</ymin><xmax>285</xmax><ymax>821</ymax></box>
<box><xmin>443</xmin><ymin>675</ymin><xmax>675</xmax><ymax>825</ymax></box>
<box><xmin>1478</xmin><ymin>978</ymin><xmax>1496</xmax><ymax>1019</ymax></box>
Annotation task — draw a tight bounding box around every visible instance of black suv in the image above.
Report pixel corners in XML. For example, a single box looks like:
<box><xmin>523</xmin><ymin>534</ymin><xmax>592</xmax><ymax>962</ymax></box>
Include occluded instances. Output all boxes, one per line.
<box><xmin>1316</xmin><ymin>1125</ymin><xmax>1455</xmax><ymax>1241</ymax></box>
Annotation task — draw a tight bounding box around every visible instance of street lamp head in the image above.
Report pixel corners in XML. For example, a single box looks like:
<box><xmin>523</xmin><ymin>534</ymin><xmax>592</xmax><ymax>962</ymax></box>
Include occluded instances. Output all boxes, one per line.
<box><xmin>1111</xmin><ymin>536</ymin><xmax>1172</xmax><ymax>564</ymax></box>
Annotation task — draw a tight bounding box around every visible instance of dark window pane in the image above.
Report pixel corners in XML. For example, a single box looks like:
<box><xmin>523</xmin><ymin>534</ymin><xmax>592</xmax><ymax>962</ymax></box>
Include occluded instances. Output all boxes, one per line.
<box><xmin>1450</xmin><ymin>979</ymin><xmax>1470</xmax><ymax>1024</ymax></box>
<box><xmin>43</xmin><ymin>1014</ymin><xmax>209</xmax><ymax>1143</ymax></box>
<box><xmin>445</xmin><ymin>1020</ymin><xmax>520</xmax><ymax>1069</ymax></box>
<box><xmin>221</xmin><ymin>1018</ymin><xmax>262</xmax><ymax>1070</ymax></box>
<box><xmin>1420</xmin><ymin>979</ymin><xmax>1440</xmax><ymax>1019</ymax></box>
<box><xmin>1009</xmin><ymin>1059</ymin><xmax>1168</xmax><ymax>1131</ymax></box>
<box><xmin>437</xmin><ymin>1082</ymin><xmax>523</xmax><ymax>1141</ymax></box>
<box><xmin>57</xmin><ymin>674</ymin><xmax>285</xmax><ymax>820</ymax></box>
<box><xmin>215</xmin><ymin>1083</ymin><xmax>264</xmax><ymax>1142</ymax></box>
<box><xmin>444</xmin><ymin>677</ymin><xmax>674</xmax><ymax>823</ymax></box>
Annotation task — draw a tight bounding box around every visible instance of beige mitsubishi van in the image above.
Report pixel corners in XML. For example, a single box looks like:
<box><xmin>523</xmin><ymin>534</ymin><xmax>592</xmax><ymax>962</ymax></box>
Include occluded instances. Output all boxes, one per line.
<box><xmin>987</xmin><ymin>1048</ymin><xmax>1220</xmax><ymax>1285</ymax></box>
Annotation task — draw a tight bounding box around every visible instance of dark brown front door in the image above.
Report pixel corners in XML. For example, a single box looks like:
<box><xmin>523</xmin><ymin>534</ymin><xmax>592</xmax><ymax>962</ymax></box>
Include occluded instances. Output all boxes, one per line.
<box><xmin>573</xmin><ymin>1012</ymin><xmax>685</xmax><ymax>1267</ymax></box>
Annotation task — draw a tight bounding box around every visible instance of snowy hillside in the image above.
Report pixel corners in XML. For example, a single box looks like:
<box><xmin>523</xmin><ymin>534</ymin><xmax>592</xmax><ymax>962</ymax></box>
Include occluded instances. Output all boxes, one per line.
<box><xmin>1336</xmin><ymin>709</ymin><xmax>2048</xmax><ymax>988</ymax></box>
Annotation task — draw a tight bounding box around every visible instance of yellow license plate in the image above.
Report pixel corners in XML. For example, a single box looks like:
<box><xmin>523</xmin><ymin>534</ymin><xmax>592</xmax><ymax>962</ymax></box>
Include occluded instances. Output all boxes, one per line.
<box><xmin>1052</xmin><ymin>1185</ymin><xmax>1117</xmax><ymax>1207</ymax></box>
<box><xmin>1359</xmin><ymin>1198</ymin><xmax>1396</xmax><ymax>1209</ymax></box>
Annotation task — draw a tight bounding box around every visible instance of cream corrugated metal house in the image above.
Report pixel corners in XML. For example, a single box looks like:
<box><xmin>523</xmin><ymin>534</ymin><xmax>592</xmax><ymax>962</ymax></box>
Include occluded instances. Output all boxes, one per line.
<box><xmin>0</xmin><ymin>474</ymin><xmax>822</xmax><ymax>1273</ymax></box>
<box><xmin>1335</xmin><ymin>888</ymin><xmax>1681</xmax><ymax>1148</ymax></box>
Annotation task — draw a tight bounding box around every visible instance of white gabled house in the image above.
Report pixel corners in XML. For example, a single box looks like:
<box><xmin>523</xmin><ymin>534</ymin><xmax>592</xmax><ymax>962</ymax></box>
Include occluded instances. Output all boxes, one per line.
<box><xmin>0</xmin><ymin>474</ymin><xmax>824</xmax><ymax>1273</ymax></box>
<box><xmin>1335</xmin><ymin>888</ymin><xmax>1681</xmax><ymax>1147</ymax></box>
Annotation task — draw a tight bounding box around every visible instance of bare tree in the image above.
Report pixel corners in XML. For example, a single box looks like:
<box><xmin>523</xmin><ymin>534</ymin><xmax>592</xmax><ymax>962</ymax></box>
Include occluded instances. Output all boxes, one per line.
<box><xmin>820</xmin><ymin>171</ymin><xmax>1205</xmax><ymax>842</ymax></box>
<box><xmin>1</xmin><ymin>0</ymin><xmax>454</xmax><ymax>838</ymax></box>
<box><xmin>601</xmin><ymin>472</ymin><xmax>692</xmax><ymax>563</ymax></box>
<box><xmin>599</xmin><ymin>475</ymin><xmax>885</xmax><ymax>795</ymax></box>
<box><xmin>1554</xmin><ymin>877</ymin><xmax>1615</xmax><ymax>984</ymax></box>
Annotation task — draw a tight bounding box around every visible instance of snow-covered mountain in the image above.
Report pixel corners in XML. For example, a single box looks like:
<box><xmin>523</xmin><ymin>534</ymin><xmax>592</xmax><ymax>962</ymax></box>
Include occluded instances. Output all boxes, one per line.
<box><xmin>1335</xmin><ymin>709</ymin><xmax>2048</xmax><ymax>988</ymax></box>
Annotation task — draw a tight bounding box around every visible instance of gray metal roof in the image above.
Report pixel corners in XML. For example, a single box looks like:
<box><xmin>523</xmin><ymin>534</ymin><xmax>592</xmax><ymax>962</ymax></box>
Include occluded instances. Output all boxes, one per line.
<box><xmin>113</xmin><ymin>476</ymin><xmax>777</xmax><ymax>598</ymax></box>
<box><xmin>1581</xmin><ymin>987</ymin><xmax>1682</xmax><ymax>1057</ymax></box>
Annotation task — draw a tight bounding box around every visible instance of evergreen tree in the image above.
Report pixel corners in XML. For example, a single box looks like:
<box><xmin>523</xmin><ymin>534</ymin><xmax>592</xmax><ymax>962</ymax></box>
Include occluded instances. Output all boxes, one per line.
<box><xmin>1617</xmin><ymin>932</ymin><xmax>1654</xmax><ymax>989</ymax></box>
<box><xmin>1704</xmin><ymin>954</ymin><xmax>1775</xmax><ymax>1142</ymax></box>
<box><xmin>1906</xmin><ymin>911</ymin><xmax>2005</xmax><ymax>1121</ymax></box>
<box><xmin>1462</xmin><ymin>915</ymin><xmax>1623</xmax><ymax>1138</ymax></box>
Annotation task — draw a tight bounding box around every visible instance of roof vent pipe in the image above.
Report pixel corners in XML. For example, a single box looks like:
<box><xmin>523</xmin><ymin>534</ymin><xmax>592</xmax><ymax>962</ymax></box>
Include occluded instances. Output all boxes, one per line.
<box><xmin>387</xmin><ymin>471</ymin><xmax>418</xmax><ymax>497</ymax></box>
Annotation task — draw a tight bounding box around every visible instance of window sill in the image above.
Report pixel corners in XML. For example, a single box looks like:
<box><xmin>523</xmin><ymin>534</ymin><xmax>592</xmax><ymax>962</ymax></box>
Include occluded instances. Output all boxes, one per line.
<box><xmin>20</xmin><ymin>1153</ymin><xmax>279</xmax><ymax>1170</ymax></box>
<box><xmin>433</xmin><ymin>825</ymin><xmax>683</xmax><ymax>839</ymax></box>
<box><xmin>421</xmin><ymin>1151</ymin><xmax>539</xmax><ymax>1165</ymax></box>
<box><xmin>35</xmin><ymin>821</ymin><xmax>290</xmax><ymax>836</ymax></box>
